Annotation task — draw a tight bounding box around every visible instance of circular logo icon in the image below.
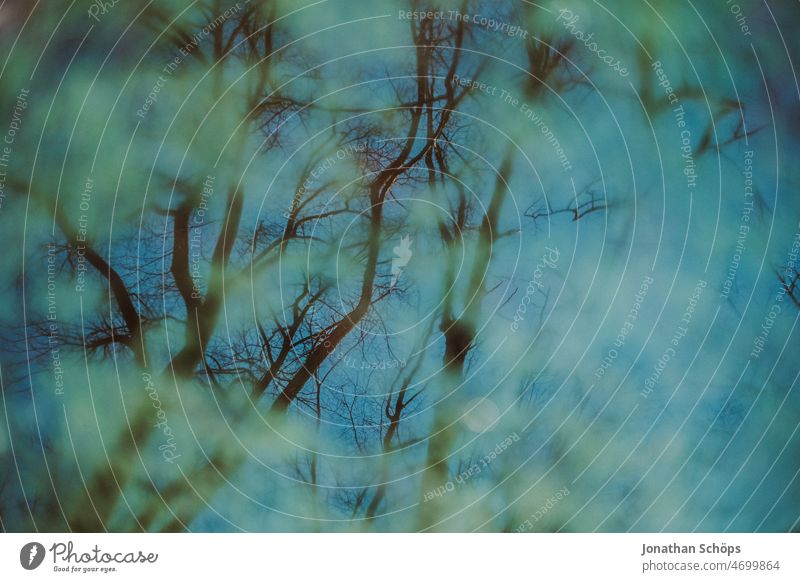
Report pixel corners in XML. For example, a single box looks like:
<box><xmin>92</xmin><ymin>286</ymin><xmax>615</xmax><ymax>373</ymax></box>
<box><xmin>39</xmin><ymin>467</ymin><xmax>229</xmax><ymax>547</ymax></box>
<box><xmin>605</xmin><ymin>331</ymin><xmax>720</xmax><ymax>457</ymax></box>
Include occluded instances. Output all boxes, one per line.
<box><xmin>20</xmin><ymin>542</ymin><xmax>45</xmax><ymax>570</ymax></box>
